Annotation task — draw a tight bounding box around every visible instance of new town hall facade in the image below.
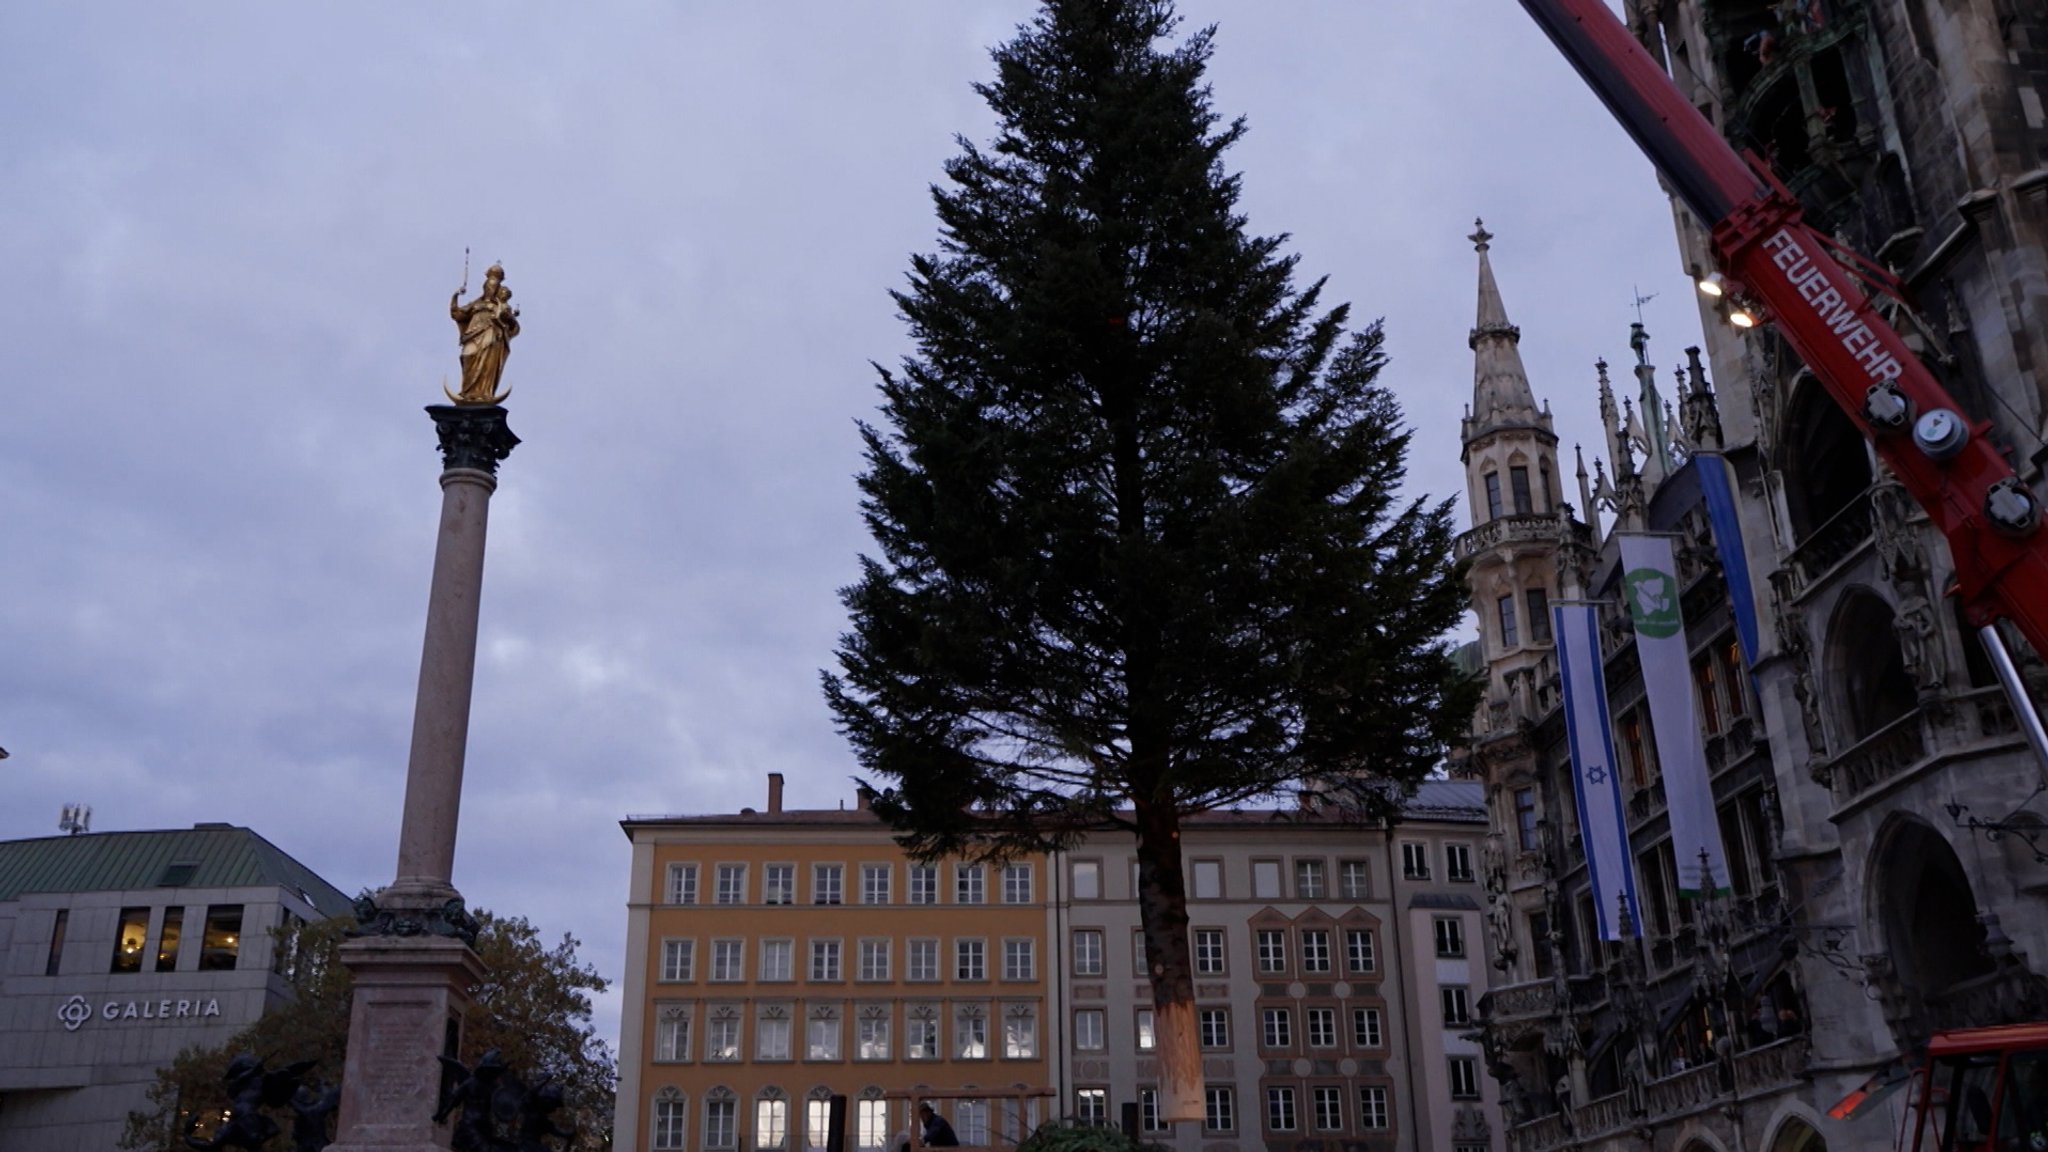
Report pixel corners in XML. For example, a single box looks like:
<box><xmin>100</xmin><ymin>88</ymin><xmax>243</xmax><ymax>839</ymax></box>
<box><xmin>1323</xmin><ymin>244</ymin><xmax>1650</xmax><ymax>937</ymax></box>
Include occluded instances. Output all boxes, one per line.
<box><xmin>1456</xmin><ymin>2</ymin><xmax>2048</xmax><ymax>1150</ymax></box>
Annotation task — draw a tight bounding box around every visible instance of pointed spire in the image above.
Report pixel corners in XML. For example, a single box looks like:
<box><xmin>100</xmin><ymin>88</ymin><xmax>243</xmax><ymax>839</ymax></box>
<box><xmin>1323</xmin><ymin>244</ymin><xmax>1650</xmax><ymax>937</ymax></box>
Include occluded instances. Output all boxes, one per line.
<box><xmin>1462</xmin><ymin>220</ymin><xmax>1548</xmax><ymax>446</ymax></box>
<box><xmin>1630</xmin><ymin>322</ymin><xmax>1673</xmax><ymax>484</ymax></box>
<box><xmin>1681</xmin><ymin>345</ymin><xmax>1724</xmax><ymax>451</ymax></box>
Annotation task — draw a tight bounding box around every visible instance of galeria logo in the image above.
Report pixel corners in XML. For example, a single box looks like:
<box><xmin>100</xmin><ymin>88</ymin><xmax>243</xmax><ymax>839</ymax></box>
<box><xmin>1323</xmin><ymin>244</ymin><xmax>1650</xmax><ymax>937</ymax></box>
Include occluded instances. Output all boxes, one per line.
<box><xmin>56</xmin><ymin>995</ymin><xmax>92</xmax><ymax>1032</ymax></box>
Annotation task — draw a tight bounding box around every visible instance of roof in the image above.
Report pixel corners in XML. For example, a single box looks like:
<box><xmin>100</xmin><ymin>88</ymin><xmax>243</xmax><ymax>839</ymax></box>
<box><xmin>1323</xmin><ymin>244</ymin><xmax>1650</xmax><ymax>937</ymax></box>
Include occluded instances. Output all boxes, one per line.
<box><xmin>624</xmin><ymin>779</ymin><xmax>1491</xmax><ymax>834</ymax></box>
<box><xmin>0</xmin><ymin>825</ymin><xmax>352</xmax><ymax>916</ymax></box>
<box><xmin>1402</xmin><ymin>779</ymin><xmax>1488</xmax><ymax>823</ymax></box>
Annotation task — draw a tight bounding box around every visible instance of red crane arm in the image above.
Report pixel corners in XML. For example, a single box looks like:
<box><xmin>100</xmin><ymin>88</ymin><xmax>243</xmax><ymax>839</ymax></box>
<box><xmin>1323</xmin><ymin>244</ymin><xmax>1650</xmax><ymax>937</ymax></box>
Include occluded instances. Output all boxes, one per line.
<box><xmin>1518</xmin><ymin>0</ymin><xmax>2048</xmax><ymax>652</ymax></box>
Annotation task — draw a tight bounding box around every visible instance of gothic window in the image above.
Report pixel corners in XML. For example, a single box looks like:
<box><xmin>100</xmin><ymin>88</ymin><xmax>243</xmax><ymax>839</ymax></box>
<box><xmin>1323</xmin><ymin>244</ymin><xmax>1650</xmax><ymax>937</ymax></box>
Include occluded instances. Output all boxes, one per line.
<box><xmin>1514</xmin><ymin>789</ymin><xmax>1539</xmax><ymax>851</ymax></box>
<box><xmin>1784</xmin><ymin>378</ymin><xmax>1873</xmax><ymax>544</ymax></box>
<box><xmin>1526</xmin><ymin>587</ymin><xmax>1551</xmax><ymax>644</ymax></box>
<box><xmin>1484</xmin><ymin>471</ymin><xmax>1503</xmax><ymax>520</ymax></box>
<box><xmin>1830</xmin><ymin>590</ymin><xmax>1915</xmax><ymax>742</ymax></box>
<box><xmin>1498</xmin><ymin>596</ymin><xmax>1519</xmax><ymax>649</ymax></box>
<box><xmin>1510</xmin><ymin>465</ymin><xmax>1533</xmax><ymax>514</ymax></box>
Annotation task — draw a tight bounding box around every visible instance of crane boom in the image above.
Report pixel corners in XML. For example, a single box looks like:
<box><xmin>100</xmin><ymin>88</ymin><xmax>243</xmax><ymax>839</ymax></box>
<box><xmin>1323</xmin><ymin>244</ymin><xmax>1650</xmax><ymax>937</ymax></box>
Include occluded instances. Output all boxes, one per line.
<box><xmin>1517</xmin><ymin>0</ymin><xmax>2048</xmax><ymax>658</ymax></box>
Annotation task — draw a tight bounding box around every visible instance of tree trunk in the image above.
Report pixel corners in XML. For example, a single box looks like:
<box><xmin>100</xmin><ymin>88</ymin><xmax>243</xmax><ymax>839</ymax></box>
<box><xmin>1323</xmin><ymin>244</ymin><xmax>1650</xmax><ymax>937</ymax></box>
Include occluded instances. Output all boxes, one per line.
<box><xmin>1134</xmin><ymin>797</ymin><xmax>1202</xmax><ymax>1122</ymax></box>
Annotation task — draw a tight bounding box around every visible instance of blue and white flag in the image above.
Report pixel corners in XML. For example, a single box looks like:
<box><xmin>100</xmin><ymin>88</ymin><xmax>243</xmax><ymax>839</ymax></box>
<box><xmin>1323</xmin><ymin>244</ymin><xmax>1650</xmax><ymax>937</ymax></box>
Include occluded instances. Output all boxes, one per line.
<box><xmin>1617</xmin><ymin>533</ymin><xmax>1733</xmax><ymax>898</ymax></box>
<box><xmin>1553</xmin><ymin>601</ymin><xmax>1642</xmax><ymax>940</ymax></box>
<box><xmin>1696</xmin><ymin>453</ymin><xmax>1761</xmax><ymax>669</ymax></box>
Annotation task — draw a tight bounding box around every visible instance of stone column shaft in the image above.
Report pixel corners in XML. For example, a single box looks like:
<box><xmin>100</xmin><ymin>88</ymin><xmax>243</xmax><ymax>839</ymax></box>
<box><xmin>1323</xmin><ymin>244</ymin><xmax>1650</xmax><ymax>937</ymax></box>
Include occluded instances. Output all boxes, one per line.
<box><xmin>393</xmin><ymin>467</ymin><xmax>497</xmax><ymax>896</ymax></box>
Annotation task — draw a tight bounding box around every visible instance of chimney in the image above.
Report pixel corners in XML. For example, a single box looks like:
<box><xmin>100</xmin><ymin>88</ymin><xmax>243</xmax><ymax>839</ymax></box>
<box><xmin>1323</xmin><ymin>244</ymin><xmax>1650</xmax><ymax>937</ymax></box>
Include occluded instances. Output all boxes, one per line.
<box><xmin>855</xmin><ymin>785</ymin><xmax>873</xmax><ymax>813</ymax></box>
<box><xmin>767</xmin><ymin>773</ymin><xmax>785</xmax><ymax>814</ymax></box>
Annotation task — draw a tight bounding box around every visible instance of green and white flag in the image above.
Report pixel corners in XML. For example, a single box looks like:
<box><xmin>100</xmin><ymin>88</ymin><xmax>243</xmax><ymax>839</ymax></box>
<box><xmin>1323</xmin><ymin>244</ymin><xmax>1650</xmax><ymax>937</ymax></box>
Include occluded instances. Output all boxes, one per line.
<box><xmin>1618</xmin><ymin>533</ymin><xmax>1731</xmax><ymax>897</ymax></box>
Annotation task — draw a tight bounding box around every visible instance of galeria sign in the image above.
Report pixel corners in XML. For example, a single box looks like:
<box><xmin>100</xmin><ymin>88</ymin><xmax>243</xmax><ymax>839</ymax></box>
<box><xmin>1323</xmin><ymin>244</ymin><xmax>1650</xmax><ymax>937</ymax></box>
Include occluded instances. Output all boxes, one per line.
<box><xmin>55</xmin><ymin>993</ymin><xmax>222</xmax><ymax>1032</ymax></box>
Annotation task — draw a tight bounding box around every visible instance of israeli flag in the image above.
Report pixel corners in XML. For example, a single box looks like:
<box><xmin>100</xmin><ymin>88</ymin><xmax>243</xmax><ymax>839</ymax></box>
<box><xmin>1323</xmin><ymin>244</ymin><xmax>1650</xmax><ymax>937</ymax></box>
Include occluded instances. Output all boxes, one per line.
<box><xmin>1554</xmin><ymin>601</ymin><xmax>1643</xmax><ymax>939</ymax></box>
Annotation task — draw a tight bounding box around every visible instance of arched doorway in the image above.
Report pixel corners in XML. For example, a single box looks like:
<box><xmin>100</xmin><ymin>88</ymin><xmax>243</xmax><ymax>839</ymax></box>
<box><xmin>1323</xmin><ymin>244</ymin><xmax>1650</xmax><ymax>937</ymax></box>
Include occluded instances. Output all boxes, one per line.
<box><xmin>1827</xmin><ymin>590</ymin><xmax>1916</xmax><ymax>742</ymax></box>
<box><xmin>1767</xmin><ymin>1115</ymin><xmax>1826</xmax><ymax>1152</ymax></box>
<box><xmin>1875</xmin><ymin>820</ymin><xmax>1992</xmax><ymax>1000</ymax></box>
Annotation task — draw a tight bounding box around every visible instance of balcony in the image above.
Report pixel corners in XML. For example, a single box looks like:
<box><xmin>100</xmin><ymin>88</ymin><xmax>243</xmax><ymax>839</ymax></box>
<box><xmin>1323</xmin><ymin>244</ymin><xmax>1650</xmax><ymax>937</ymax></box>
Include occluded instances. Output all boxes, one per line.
<box><xmin>1505</xmin><ymin>1038</ymin><xmax>1810</xmax><ymax>1152</ymax></box>
<box><xmin>1816</xmin><ymin>687</ymin><xmax>2029</xmax><ymax>815</ymax></box>
<box><xmin>1455</xmin><ymin>512</ymin><xmax>1590</xmax><ymax>563</ymax></box>
<box><xmin>1482</xmin><ymin>979</ymin><xmax>1561</xmax><ymax>1027</ymax></box>
<box><xmin>1782</xmin><ymin>490</ymin><xmax>1873</xmax><ymax>598</ymax></box>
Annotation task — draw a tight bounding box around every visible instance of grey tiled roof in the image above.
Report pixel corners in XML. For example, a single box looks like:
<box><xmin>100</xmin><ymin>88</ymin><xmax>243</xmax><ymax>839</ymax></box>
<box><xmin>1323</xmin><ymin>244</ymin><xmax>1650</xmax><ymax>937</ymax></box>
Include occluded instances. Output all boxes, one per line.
<box><xmin>0</xmin><ymin>825</ymin><xmax>351</xmax><ymax>916</ymax></box>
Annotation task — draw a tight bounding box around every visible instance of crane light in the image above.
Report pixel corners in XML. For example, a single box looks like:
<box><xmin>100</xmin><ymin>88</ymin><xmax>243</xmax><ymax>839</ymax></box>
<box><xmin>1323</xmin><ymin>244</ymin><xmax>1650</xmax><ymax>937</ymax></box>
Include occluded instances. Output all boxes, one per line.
<box><xmin>1696</xmin><ymin>270</ymin><xmax>1727</xmax><ymax>298</ymax></box>
<box><xmin>1727</xmin><ymin>305</ymin><xmax>1758</xmax><ymax>328</ymax></box>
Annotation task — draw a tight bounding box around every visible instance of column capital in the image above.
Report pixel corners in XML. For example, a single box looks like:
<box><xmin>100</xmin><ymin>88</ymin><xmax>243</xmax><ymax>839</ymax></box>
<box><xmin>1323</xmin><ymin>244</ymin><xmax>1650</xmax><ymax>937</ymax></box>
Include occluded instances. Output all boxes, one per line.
<box><xmin>427</xmin><ymin>405</ymin><xmax>520</xmax><ymax>476</ymax></box>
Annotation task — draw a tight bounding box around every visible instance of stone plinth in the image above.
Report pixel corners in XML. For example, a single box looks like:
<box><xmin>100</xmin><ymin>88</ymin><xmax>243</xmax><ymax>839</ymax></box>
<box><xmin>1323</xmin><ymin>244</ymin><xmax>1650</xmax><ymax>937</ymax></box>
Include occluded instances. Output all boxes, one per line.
<box><xmin>328</xmin><ymin>934</ymin><xmax>487</xmax><ymax>1152</ymax></box>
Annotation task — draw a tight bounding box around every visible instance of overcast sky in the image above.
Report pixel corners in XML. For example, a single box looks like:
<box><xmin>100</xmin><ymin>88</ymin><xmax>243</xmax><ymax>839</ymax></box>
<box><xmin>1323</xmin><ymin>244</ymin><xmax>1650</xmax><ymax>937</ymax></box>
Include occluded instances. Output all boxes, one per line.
<box><xmin>0</xmin><ymin>3</ymin><xmax>1710</xmax><ymax>1049</ymax></box>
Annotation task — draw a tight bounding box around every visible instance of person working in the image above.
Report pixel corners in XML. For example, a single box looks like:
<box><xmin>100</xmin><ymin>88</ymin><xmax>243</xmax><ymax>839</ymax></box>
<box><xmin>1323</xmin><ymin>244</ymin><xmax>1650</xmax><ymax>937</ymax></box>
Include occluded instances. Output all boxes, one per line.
<box><xmin>919</xmin><ymin>1104</ymin><xmax>960</xmax><ymax>1147</ymax></box>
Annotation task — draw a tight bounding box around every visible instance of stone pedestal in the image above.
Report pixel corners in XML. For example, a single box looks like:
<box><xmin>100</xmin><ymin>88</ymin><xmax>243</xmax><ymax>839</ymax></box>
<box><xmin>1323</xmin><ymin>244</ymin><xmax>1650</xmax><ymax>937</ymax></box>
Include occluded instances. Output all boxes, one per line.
<box><xmin>328</xmin><ymin>935</ymin><xmax>488</xmax><ymax>1152</ymax></box>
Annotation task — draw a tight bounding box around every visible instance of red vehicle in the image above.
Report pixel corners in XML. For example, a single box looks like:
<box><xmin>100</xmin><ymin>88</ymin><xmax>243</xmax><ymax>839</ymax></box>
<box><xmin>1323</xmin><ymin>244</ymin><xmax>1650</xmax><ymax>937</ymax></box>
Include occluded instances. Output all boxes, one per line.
<box><xmin>1515</xmin><ymin>1</ymin><xmax>2048</xmax><ymax>1144</ymax></box>
<box><xmin>1907</xmin><ymin>1025</ymin><xmax>2048</xmax><ymax>1152</ymax></box>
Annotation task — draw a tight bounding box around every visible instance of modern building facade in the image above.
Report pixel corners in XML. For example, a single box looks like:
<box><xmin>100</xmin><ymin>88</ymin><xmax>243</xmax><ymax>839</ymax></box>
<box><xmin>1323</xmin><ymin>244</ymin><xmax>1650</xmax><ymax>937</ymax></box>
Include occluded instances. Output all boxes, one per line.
<box><xmin>617</xmin><ymin>775</ymin><xmax>1503</xmax><ymax>1152</ymax></box>
<box><xmin>0</xmin><ymin>823</ymin><xmax>352</xmax><ymax>1152</ymax></box>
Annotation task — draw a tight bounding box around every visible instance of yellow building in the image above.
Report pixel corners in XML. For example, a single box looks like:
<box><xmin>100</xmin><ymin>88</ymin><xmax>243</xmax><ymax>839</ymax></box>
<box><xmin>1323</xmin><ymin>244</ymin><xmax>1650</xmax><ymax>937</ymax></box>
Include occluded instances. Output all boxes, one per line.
<box><xmin>616</xmin><ymin>775</ymin><xmax>1057</xmax><ymax>1152</ymax></box>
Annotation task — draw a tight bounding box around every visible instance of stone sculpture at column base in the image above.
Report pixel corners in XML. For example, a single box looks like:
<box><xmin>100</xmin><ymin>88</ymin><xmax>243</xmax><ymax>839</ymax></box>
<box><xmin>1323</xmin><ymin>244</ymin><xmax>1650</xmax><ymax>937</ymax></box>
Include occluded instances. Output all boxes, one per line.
<box><xmin>328</xmin><ymin>935</ymin><xmax>487</xmax><ymax>1152</ymax></box>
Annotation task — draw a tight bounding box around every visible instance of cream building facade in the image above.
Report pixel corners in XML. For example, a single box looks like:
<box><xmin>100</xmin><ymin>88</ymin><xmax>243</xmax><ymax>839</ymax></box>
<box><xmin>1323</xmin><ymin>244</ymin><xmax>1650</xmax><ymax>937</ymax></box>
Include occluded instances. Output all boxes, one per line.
<box><xmin>617</xmin><ymin>776</ymin><xmax>1504</xmax><ymax>1152</ymax></box>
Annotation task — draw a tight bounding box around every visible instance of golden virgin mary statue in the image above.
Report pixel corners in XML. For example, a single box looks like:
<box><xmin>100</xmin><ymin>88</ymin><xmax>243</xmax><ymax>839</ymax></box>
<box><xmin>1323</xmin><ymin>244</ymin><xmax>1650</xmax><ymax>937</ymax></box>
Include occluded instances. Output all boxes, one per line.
<box><xmin>447</xmin><ymin>263</ymin><xmax>520</xmax><ymax>404</ymax></box>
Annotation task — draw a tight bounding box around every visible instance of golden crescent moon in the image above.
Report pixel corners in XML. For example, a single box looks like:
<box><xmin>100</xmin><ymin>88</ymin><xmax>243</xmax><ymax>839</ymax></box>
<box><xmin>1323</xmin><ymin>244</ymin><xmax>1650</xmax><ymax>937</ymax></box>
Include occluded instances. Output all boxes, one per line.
<box><xmin>440</xmin><ymin>380</ymin><xmax>513</xmax><ymax>406</ymax></box>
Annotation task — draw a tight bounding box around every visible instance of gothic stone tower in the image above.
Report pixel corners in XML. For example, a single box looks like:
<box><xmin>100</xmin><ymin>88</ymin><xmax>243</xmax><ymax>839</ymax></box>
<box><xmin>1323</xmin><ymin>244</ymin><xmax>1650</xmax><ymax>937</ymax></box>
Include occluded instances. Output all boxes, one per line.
<box><xmin>1458</xmin><ymin>222</ymin><xmax>1592</xmax><ymax>745</ymax></box>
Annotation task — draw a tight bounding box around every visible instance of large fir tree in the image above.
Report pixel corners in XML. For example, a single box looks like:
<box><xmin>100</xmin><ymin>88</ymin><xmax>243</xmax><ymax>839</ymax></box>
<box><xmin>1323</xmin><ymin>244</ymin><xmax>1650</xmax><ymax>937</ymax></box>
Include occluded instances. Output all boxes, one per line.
<box><xmin>824</xmin><ymin>0</ymin><xmax>1478</xmax><ymax>1119</ymax></box>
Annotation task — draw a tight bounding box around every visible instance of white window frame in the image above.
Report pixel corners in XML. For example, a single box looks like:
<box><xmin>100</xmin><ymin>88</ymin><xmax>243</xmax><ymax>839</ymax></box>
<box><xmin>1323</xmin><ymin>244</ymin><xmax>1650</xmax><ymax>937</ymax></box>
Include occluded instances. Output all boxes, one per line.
<box><xmin>715</xmin><ymin>863</ymin><xmax>747</xmax><ymax>905</ymax></box>
<box><xmin>1266</xmin><ymin>1087</ymin><xmax>1297</xmax><ymax>1132</ymax></box>
<box><xmin>860</xmin><ymin>863</ymin><xmax>891</xmax><ymax>905</ymax></box>
<box><xmin>1306</xmin><ymin>1006</ymin><xmax>1337</xmax><ymax>1048</ymax></box>
<box><xmin>759</xmin><ymin>938</ymin><xmax>794</xmax><ymax>982</ymax></box>
<box><xmin>1359</xmin><ymin>1086</ymin><xmax>1389</xmax><ymax>1130</ymax></box>
<box><xmin>813</xmin><ymin>863</ymin><xmax>845</xmax><ymax>905</ymax></box>
<box><xmin>1001</xmin><ymin>862</ymin><xmax>1033</xmax><ymax>904</ymax></box>
<box><xmin>1072</xmin><ymin>930</ymin><xmax>1104</xmax><ymax>976</ymax></box>
<box><xmin>1346</xmin><ymin>928</ymin><xmax>1377</xmax><ymax>973</ymax></box>
<box><xmin>809</xmin><ymin>938</ymin><xmax>842</xmax><ymax>982</ymax></box>
<box><xmin>1002</xmin><ymin>937</ymin><xmax>1035</xmax><ymax>981</ymax></box>
<box><xmin>1262</xmin><ymin>1007</ymin><xmax>1292</xmax><ymax>1048</ymax></box>
<box><xmin>660</xmin><ymin>938</ymin><xmax>695</xmax><ymax>982</ymax></box>
<box><xmin>1199</xmin><ymin>1007</ymin><xmax>1230</xmax><ymax>1049</ymax></box>
<box><xmin>908</xmin><ymin>864</ymin><xmax>938</xmax><ymax>905</ymax></box>
<box><xmin>858</xmin><ymin>938</ymin><xmax>890</xmax><ymax>982</ymax></box>
<box><xmin>1352</xmin><ymin>1006</ymin><xmax>1384</xmax><ymax>1048</ymax></box>
<box><xmin>955</xmin><ymin>937</ymin><xmax>986</xmax><ymax>981</ymax></box>
<box><xmin>1194</xmin><ymin>927</ymin><xmax>1226</xmax><ymax>975</ymax></box>
<box><xmin>906</xmin><ymin>938</ymin><xmax>939</xmax><ymax>982</ymax></box>
<box><xmin>711</xmin><ymin>939</ymin><xmax>744</xmax><ymax>982</ymax></box>
<box><xmin>955</xmin><ymin>863</ymin><xmax>986</xmax><ymax>904</ymax></box>
<box><xmin>1074</xmin><ymin>1008</ymin><xmax>1106</xmax><ymax>1050</ymax></box>
<box><xmin>1070</xmin><ymin>859</ymin><xmax>1102</xmax><ymax>900</ymax></box>
<box><xmin>1204</xmin><ymin>1088</ymin><xmax>1234</xmax><ymax>1134</ymax></box>
<box><xmin>763</xmin><ymin>863</ymin><xmax>795</xmax><ymax>905</ymax></box>
<box><xmin>666</xmin><ymin>863</ymin><xmax>699</xmax><ymax>906</ymax></box>
<box><xmin>1339</xmin><ymin>859</ymin><xmax>1370</xmax><ymax>900</ymax></box>
<box><xmin>1434</xmin><ymin>916</ymin><xmax>1466</xmax><ymax>958</ymax></box>
<box><xmin>1295</xmin><ymin>859</ymin><xmax>1327</xmax><ymax>899</ymax></box>
<box><xmin>1300</xmin><ymin>928</ymin><xmax>1331</xmax><ymax>973</ymax></box>
<box><xmin>1256</xmin><ymin>929</ymin><xmax>1287</xmax><ymax>973</ymax></box>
